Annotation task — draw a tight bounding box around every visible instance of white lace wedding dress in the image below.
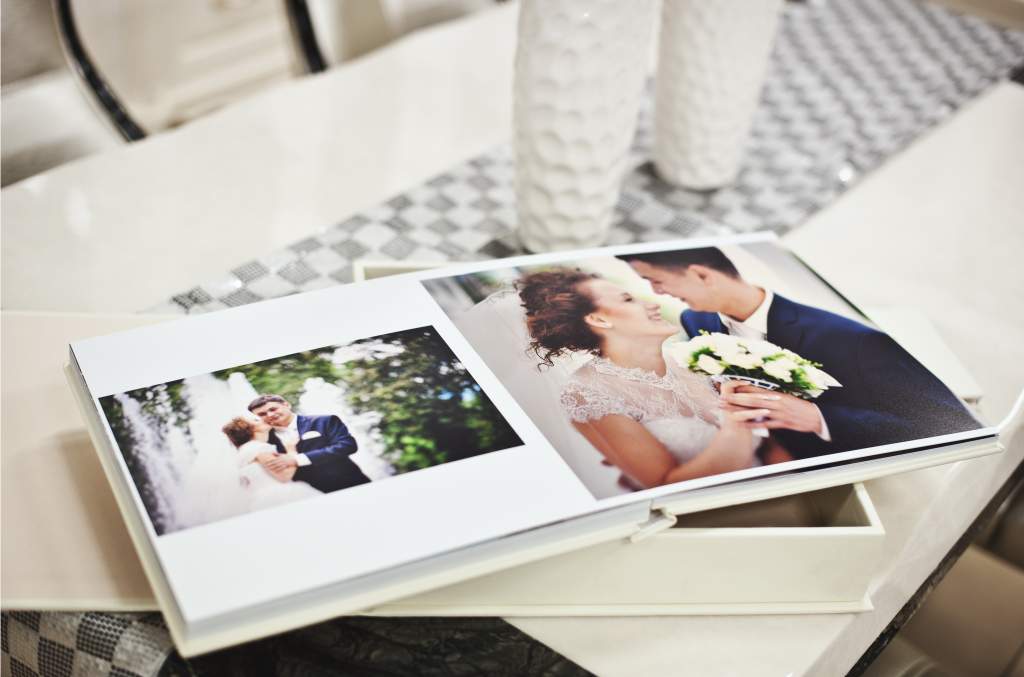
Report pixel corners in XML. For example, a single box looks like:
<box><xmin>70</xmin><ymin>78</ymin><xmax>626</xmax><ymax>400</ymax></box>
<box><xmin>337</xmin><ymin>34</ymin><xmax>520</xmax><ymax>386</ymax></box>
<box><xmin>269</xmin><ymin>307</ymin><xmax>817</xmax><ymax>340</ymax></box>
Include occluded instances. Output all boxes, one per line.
<box><xmin>236</xmin><ymin>440</ymin><xmax>322</xmax><ymax>510</ymax></box>
<box><xmin>560</xmin><ymin>346</ymin><xmax>757</xmax><ymax>467</ymax></box>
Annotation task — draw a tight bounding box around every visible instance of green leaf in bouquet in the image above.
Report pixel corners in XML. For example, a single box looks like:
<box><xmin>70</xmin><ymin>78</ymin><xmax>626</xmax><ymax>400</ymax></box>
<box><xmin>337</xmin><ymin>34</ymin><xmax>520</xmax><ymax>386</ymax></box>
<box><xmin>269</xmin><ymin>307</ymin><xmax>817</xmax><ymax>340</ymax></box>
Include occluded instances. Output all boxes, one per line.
<box><xmin>689</xmin><ymin>346</ymin><xmax>716</xmax><ymax>367</ymax></box>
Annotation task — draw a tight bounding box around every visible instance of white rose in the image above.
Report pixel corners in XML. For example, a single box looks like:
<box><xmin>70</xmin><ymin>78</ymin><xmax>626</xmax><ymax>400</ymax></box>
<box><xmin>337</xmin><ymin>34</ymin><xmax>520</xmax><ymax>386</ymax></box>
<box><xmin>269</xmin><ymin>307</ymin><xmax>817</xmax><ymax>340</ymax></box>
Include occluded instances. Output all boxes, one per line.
<box><xmin>742</xmin><ymin>339</ymin><xmax>783</xmax><ymax>358</ymax></box>
<box><xmin>710</xmin><ymin>333</ymin><xmax>742</xmax><ymax>356</ymax></box>
<box><xmin>685</xmin><ymin>333</ymin><xmax>717</xmax><ymax>351</ymax></box>
<box><xmin>763</xmin><ymin>357</ymin><xmax>798</xmax><ymax>382</ymax></box>
<box><xmin>719</xmin><ymin>351</ymin><xmax>763</xmax><ymax>370</ymax></box>
<box><xmin>696</xmin><ymin>354</ymin><xmax>725</xmax><ymax>375</ymax></box>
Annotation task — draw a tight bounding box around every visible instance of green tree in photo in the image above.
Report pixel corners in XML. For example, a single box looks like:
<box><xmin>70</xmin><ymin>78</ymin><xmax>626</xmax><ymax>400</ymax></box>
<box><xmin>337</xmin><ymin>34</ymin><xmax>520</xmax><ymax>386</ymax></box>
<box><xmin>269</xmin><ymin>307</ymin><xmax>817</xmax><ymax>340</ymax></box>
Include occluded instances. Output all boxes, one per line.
<box><xmin>338</xmin><ymin>328</ymin><xmax>522</xmax><ymax>473</ymax></box>
<box><xmin>212</xmin><ymin>350</ymin><xmax>337</xmax><ymax>405</ymax></box>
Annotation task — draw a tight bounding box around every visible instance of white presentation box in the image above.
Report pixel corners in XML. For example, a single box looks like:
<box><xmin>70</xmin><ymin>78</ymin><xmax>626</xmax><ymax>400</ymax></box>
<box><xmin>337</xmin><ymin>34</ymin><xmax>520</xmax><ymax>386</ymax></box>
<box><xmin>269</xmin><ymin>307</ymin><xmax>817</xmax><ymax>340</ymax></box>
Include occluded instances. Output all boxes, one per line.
<box><xmin>373</xmin><ymin>482</ymin><xmax>885</xmax><ymax>616</ymax></box>
<box><xmin>353</xmin><ymin>259</ymin><xmax>450</xmax><ymax>281</ymax></box>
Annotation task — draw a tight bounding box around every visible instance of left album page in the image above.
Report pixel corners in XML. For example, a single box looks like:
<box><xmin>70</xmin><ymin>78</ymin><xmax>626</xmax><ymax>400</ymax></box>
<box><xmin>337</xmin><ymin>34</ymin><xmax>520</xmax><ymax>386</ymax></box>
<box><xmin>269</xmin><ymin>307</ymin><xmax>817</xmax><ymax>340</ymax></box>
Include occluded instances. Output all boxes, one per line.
<box><xmin>69</xmin><ymin>276</ymin><xmax>605</xmax><ymax>632</ymax></box>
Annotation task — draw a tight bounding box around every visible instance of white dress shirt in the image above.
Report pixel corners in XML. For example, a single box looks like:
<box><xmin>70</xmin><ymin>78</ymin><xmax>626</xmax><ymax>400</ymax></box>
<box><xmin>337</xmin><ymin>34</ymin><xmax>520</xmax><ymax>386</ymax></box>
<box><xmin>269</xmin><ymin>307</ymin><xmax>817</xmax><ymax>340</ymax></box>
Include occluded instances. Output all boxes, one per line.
<box><xmin>720</xmin><ymin>289</ymin><xmax>831</xmax><ymax>441</ymax></box>
<box><xmin>720</xmin><ymin>289</ymin><xmax>774</xmax><ymax>341</ymax></box>
<box><xmin>275</xmin><ymin>417</ymin><xmax>312</xmax><ymax>466</ymax></box>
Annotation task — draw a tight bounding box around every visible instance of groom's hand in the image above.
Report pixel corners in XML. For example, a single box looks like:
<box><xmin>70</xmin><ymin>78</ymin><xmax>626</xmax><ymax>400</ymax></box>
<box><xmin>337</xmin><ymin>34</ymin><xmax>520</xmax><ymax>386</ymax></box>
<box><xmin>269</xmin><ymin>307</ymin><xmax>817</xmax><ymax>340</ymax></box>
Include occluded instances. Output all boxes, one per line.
<box><xmin>260</xmin><ymin>453</ymin><xmax>299</xmax><ymax>473</ymax></box>
<box><xmin>721</xmin><ymin>385</ymin><xmax>823</xmax><ymax>434</ymax></box>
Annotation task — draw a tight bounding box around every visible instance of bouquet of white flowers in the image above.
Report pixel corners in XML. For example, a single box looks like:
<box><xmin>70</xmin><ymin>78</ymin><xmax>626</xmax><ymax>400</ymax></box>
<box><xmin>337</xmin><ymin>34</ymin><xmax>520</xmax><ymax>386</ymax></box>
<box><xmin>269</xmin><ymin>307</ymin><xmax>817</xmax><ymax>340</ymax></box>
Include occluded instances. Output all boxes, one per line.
<box><xmin>665</xmin><ymin>331</ymin><xmax>841</xmax><ymax>399</ymax></box>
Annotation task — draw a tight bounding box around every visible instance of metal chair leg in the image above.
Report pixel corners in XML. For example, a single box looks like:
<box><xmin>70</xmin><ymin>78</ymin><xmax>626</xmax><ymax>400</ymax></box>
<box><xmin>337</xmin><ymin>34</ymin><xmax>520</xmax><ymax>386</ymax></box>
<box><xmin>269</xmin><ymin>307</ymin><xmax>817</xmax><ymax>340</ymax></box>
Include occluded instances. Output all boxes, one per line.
<box><xmin>284</xmin><ymin>0</ymin><xmax>327</xmax><ymax>74</ymax></box>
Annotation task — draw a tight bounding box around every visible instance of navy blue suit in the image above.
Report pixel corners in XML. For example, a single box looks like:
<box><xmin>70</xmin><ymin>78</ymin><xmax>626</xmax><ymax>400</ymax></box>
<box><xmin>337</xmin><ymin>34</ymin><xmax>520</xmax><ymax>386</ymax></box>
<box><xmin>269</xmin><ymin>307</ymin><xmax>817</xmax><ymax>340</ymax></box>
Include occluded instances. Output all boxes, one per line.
<box><xmin>269</xmin><ymin>414</ymin><xmax>370</xmax><ymax>492</ymax></box>
<box><xmin>681</xmin><ymin>294</ymin><xmax>979</xmax><ymax>458</ymax></box>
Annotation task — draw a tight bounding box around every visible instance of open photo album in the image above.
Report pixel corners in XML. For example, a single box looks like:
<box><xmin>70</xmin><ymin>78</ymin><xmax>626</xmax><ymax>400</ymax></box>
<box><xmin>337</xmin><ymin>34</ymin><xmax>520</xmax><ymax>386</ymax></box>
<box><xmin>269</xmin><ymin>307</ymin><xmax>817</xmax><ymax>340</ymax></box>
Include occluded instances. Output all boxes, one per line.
<box><xmin>67</xmin><ymin>232</ymin><xmax>1002</xmax><ymax>655</ymax></box>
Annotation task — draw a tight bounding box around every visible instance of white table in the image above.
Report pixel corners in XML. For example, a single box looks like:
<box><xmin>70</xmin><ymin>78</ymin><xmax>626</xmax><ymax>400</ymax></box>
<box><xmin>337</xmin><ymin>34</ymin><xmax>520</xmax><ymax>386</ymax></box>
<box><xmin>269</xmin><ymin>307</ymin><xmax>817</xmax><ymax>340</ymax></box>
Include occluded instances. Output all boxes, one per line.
<box><xmin>3</xmin><ymin>3</ymin><xmax>1022</xmax><ymax>675</ymax></box>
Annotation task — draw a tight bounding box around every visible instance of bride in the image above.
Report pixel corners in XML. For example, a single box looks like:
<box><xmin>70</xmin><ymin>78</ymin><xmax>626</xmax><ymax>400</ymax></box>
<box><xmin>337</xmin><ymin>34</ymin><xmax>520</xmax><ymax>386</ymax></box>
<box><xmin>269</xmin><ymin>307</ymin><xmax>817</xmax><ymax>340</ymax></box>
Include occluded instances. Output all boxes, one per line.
<box><xmin>517</xmin><ymin>268</ymin><xmax>776</xmax><ymax>490</ymax></box>
<box><xmin>221</xmin><ymin>417</ymin><xmax>322</xmax><ymax>510</ymax></box>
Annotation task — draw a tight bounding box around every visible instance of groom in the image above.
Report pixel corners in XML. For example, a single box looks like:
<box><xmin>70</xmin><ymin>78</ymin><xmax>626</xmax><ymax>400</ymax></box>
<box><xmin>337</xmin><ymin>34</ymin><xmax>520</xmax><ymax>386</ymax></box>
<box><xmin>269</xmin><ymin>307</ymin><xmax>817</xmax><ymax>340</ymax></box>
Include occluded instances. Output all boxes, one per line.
<box><xmin>248</xmin><ymin>394</ymin><xmax>371</xmax><ymax>492</ymax></box>
<box><xmin>618</xmin><ymin>248</ymin><xmax>980</xmax><ymax>458</ymax></box>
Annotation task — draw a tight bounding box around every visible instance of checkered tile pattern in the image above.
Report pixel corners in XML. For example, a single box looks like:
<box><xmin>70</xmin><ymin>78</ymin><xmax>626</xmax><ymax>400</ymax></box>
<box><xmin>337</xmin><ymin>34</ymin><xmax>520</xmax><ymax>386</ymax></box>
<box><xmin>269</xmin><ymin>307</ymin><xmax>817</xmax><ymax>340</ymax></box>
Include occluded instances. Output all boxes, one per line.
<box><xmin>152</xmin><ymin>0</ymin><xmax>1024</xmax><ymax>316</ymax></box>
<box><xmin>2</xmin><ymin>612</ymin><xmax>171</xmax><ymax>677</ymax></box>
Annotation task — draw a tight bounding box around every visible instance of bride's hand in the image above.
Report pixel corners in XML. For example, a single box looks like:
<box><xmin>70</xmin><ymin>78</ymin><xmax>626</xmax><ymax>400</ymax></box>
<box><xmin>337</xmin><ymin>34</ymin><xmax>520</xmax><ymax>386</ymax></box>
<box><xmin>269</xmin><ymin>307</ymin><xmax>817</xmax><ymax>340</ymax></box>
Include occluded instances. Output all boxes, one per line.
<box><xmin>715</xmin><ymin>382</ymin><xmax>764</xmax><ymax>467</ymax></box>
<box><xmin>261</xmin><ymin>453</ymin><xmax>299</xmax><ymax>473</ymax></box>
<box><xmin>721</xmin><ymin>383</ymin><xmax>824</xmax><ymax>435</ymax></box>
<box><xmin>254</xmin><ymin>452</ymin><xmax>297</xmax><ymax>482</ymax></box>
<box><xmin>723</xmin><ymin>407</ymin><xmax>773</xmax><ymax>431</ymax></box>
<box><xmin>701</xmin><ymin>410</ymin><xmax>763</xmax><ymax>473</ymax></box>
<box><xmin>658</xmin><ymin>386</ymin><xmax>764</xmax><ymax>484</ymax></box>
<box><xmin>718</xmin><ymin>381</ymin><xmax>769</xmax><ymax>433</ymax></box>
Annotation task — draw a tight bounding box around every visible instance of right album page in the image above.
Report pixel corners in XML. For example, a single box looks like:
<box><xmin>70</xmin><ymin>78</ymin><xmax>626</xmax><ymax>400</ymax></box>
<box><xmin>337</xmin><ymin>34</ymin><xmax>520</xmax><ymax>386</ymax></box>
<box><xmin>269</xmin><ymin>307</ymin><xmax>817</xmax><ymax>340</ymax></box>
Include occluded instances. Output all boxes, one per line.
<box><xmin>421</xmin><ymin>237</ymin><xmax>987</xmax><ymax>500</ymax></box>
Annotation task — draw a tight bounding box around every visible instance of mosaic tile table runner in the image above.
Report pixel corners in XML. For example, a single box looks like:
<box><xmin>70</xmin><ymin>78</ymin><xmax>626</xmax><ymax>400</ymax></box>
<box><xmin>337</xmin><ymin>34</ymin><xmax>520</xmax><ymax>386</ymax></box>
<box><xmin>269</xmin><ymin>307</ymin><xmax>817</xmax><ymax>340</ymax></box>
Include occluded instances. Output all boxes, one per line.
<box><xmin>154</xmin><ymin>0</ymin><xmax>1024</xmax><ymax>316</ymax></box>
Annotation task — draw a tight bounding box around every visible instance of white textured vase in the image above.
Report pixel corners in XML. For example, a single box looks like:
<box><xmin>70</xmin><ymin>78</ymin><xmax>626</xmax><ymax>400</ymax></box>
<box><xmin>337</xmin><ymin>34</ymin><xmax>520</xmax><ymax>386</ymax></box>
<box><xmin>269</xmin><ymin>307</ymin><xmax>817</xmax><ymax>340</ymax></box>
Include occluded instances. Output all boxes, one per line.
<box><xmin>514</xmin><ymin>0</ymin><xmax>657</xmax><ymax>252</ymax></box>
<box><xmin>654</xmin><ymin>0</ymin><xmax>783</xmax><ymax>190</ymax></box>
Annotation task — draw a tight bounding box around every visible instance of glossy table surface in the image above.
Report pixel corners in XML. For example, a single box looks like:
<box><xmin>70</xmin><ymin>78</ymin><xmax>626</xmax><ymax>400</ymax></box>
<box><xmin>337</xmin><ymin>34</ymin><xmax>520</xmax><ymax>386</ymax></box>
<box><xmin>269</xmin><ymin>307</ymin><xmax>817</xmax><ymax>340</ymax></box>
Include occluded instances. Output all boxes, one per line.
<box><xmin>3</xmin><ymin>2</ymin><xmax>1023</xmax><ymax>674</ymax></box>
<box><xmin>2</xmin><ymin>4</ymin><xmax>517</xmax><ymax>313</ymax></box>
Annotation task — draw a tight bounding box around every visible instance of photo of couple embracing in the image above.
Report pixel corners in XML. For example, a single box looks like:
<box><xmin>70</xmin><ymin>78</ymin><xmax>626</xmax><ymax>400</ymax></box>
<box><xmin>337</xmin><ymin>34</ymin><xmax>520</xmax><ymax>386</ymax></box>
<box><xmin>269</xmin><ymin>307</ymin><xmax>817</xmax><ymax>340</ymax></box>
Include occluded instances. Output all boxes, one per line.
<box><xmin>423</xmin><ymin>243</ymin><xmax>981</xmax><ymax>498</ymax></box>
<box><xmin>220</xmin><ymin>394</ymin><xmax>370</xmax><ymax>512</ymax></box>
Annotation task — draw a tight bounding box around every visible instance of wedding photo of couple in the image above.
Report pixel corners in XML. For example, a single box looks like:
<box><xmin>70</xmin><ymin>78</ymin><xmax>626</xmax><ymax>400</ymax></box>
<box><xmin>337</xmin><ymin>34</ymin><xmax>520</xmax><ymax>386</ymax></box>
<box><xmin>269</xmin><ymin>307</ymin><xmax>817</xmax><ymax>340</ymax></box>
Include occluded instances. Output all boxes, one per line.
<box><xmin>100</xmin><ymin>326</ymin><xmax>523</xmax><ymax>534</ymax></box>
<box><xmin>423</xmin><ymin>243</ymin><xmax>982</xmax><ymax>498</ymax></box>
<box><xmin>219</xmin><ymin>394</ymin><xmax>370</xmax><ymax>511</ymax></box>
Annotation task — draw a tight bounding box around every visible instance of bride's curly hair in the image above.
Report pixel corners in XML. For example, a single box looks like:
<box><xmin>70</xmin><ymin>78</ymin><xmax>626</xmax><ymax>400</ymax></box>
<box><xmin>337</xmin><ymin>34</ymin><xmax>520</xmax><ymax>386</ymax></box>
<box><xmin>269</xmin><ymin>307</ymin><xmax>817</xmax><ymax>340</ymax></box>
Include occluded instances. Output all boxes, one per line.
<box><xmin>516</xmin><ymin>268</ymin><xmax>602</xmax><ymax>367</ymax></box>
<box><xmin>222</xmin><ymin>417</ymin><xmax>256</xmax><ymax>448</ymax></box>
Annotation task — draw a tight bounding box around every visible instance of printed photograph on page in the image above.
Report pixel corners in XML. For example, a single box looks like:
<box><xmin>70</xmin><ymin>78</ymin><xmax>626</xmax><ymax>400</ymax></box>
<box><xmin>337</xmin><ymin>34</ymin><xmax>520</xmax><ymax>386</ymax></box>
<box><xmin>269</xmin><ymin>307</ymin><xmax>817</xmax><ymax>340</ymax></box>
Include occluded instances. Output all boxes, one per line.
<box><xmin>422</xmin><ymin>241</ymin><xmax>983</xmax><ymax>499</ymax></box>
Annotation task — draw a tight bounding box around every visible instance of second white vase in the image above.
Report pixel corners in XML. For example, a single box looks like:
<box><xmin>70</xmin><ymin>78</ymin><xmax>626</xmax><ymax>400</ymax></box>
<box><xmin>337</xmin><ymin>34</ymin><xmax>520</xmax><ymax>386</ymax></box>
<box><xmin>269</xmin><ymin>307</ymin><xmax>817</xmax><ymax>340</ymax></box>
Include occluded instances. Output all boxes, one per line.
<box><xmin>514</xmin><ymin>0</ymin><xmax>657</xmax><ymax>252</ymax></box>
<box><xmin>654</xmin><ymin>0</ymin><xmax>783</xmax><ymax>190</ymax></box>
